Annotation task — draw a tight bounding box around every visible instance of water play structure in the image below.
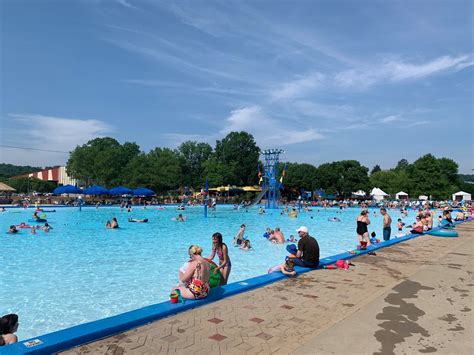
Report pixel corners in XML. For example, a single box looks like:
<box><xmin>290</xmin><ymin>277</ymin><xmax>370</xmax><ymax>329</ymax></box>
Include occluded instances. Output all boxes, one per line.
<box><xmin>261</xmin><ymin>149</ymin><xmax>285</xmax><ymax>209</ymax></box>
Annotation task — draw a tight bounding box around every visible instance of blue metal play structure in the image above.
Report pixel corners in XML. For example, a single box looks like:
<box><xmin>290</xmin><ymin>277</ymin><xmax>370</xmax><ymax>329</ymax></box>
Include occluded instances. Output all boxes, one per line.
<box><xmin>261</xmin><ymin>149</ymin><xmax>285</xmax><ymax>209</ymax></box>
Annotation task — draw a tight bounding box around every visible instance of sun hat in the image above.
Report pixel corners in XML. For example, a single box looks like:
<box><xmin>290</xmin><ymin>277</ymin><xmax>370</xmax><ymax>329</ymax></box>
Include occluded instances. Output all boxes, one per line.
<box><xmin>296</xmin><ymin>226</ymin><xmax>308</xmax><ymax>233</ymax></box>
<box><xmin>286</xmin><ymin>244</ymin><xmax>298</xmax><ymax>255</ymax></box>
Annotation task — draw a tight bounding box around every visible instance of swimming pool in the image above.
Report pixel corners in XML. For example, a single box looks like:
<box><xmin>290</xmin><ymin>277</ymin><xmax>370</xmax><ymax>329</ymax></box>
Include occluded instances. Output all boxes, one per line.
<box><xmin>1</xmin><ymin>205</ymin><xmax>410</xmax><ymax>340</ymax></box>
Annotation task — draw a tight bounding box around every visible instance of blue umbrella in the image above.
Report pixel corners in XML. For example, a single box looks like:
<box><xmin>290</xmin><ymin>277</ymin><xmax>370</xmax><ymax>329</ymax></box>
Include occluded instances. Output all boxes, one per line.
<box><xmin>83</xmin><ymin>185</ymin><xmax>109</xmax><ymax>195</ymax></box>
<box><xmin>109</xmin><ymin>186</ymin><xmax>133</xmax><ymax>196</ymax></box>
<box><xmin>53</xmin><ymin>185</ymin><xmax>83</xmax><ymax>194</ymax></box>
<box><xmin>132</xmin><ymin>187</ymin><xmax>155</xmax><ymax>196</ymax></box>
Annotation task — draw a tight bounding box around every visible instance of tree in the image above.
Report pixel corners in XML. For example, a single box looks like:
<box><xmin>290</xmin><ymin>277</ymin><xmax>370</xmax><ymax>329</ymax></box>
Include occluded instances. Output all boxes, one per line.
<box><xmin>370</xmin><ymin>164</ymin><xmax>381</xmax><ymax>175</ymax></box>
<box><xmin>282</xmin><ymin>162</ymin><xmax>319</xmax><ymax>191</ymax></box>
<box><xmin>317</xmin><ymin>160</ymin><xmax>369</xmax><ymax>197</ymax></box>
<box><xmin>122</xmin><ymin>153</ymin><xmax>154</xmax><ymax>188</ymax></box>
<box><xmin>0</xmin><ymin>163</ymin><xmax>42</xmax><ymax>178</ymax></box>
<box><xmin>202</xmin><ymin>158</ymin><xmax>230</xmax><ymax>187</ymax></box>
<box><xmin>66</xmin><ymin>137</ymin><xmax>140</xmax><ymax>187</ymax></box>
<box><xmin>437</xmin><ymin>158</ymin><xmax>460</xmax><ymax>186</ymax></box>
<box><xmin>394</xmin><ymin>159</ymin><xmax>409</xmax><ymax>171</ymax></box>
<box><xmin>6</xmin><ymin>177</ymin><xmax>56</xmax><ymax>193</ymax></box>
<box><xmin>369</xmin><ymin>170</ymin><xmax>410</xmax><ymax>195</ymax></box>
<box><xmin>408</xmin><ymin>154</ymin><xmax>449</xmax><ymax>199</ymax></box>
<box><xmin>213</xmin><ymin>132</ymin><xmax>260</xmax><ymax>186</ymax></box>
<box><xmin>177</xmin><ymin>141</ymin><xmax>213</xmax><ymax>188</ymax></box>
<box><xmin>148</xmin><ymin>148</ymin><xmax>183</xmax><ymax>192</ymax></box>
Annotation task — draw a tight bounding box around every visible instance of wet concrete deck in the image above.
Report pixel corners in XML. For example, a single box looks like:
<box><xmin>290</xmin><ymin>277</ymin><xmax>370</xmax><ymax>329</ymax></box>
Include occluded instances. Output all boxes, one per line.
<box><xmin>62</xmin><ymin>223</ymin><xmax>473</xmax><ymax>354</ymax></box>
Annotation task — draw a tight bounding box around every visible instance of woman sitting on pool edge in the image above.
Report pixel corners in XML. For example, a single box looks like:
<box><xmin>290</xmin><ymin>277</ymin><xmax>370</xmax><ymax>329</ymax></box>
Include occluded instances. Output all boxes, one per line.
<box><xmin>172</xmin><ymin>245</ymin><xmax>211</xmax><ymax>300</ymax></box>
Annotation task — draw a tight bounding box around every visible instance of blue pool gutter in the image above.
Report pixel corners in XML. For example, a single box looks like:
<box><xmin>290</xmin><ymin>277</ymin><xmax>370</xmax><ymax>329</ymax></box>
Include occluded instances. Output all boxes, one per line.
<box><xmin>2</xmin><ymin>219</ymin><xmax>470</xmax><ymax>354</ymax></box>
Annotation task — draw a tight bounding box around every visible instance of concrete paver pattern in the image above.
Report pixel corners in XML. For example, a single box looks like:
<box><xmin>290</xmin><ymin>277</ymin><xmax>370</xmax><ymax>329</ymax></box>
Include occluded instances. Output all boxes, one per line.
<box><xmin>62</xmin><ymin>223</ymin><xmax>473</xmax><ymax>355</ymax></box>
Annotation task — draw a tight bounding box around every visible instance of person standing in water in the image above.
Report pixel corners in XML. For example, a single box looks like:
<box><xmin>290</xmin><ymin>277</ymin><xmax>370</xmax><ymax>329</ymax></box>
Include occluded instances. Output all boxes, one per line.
<box><xmin>233</xmin><ymin>224</ymin><xmax>246</xmax><ymax>245</ymax></box>
<box><xmin>356</xmin><ymin>210</ymin><xmax>371</xmax><ymax>247</ymax></box>
<box><xmin>208</xmin><ymin>232</ymin><xmax>232</xmax><ymax>285</ymax></box>
<box><xmin>380</xmin><ymin>207</ymin><xmax>392</xmax><ymax>241</ymax></box>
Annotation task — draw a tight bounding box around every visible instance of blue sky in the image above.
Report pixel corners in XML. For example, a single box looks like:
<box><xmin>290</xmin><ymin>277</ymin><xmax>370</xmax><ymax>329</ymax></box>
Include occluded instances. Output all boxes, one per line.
<box><xmin>1</xmin><ymin>0</ymin><xmax>472</xmax><ymax>173</ymax></box>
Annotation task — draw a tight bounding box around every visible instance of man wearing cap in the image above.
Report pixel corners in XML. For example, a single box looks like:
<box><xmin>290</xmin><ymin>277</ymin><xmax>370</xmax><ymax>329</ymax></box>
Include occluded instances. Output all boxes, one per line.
<box><xmin>293</xmin><ymin>226</ymin><xmax>320</xmax><ymax>268</ymax></box>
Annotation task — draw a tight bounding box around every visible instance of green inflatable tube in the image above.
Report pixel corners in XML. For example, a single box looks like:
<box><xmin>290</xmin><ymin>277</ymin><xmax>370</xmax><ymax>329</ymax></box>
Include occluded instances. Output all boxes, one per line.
<box><xmin>206</xmin><ymin>259</ymin><xmax>222</xmax><ymax>288</ymax></box>
<box><xmin>428</xmin><ymin>230</ymin><xmax>459</xmax><ymax>238</ymax></box>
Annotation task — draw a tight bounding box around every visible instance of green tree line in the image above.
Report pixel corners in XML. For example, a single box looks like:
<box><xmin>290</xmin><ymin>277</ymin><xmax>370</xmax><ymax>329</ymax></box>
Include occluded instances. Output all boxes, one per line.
<box><xmin>2</xmin><ymin>131</ymin><xmax>470</xmax><ymax>199</ymax></box>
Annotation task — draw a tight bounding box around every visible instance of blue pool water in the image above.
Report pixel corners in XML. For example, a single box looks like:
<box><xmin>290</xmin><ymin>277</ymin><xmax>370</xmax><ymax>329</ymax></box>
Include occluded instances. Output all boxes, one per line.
<box><xmin>1</xmin><ymin>205</ymin><xmax>412</xmax><ymax>340</ymax></box>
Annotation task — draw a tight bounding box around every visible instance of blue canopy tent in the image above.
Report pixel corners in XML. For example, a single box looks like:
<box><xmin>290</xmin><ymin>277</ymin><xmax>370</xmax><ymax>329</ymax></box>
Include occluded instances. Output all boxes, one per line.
<box><xmin>132</xmin><ymin>187</ymin><xmax>155</xmax><ymax>196</ymax></box>
<box><xmin>83</xmin><ymin>185</ymin><xmax>109</xmax><ymax>195</ymax></box>
<box><xmin>109</xmin><ymin>186</ymin><xmax>133</xmax><ymax>196</ymax></box>
<box><xmin>53</xmin><ymin>185</ymin><xmax>83</xmax><ymax>194</ymax></box>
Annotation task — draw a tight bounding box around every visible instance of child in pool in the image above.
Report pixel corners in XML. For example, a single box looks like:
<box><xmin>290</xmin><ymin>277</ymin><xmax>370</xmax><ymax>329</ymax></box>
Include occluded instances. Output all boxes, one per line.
<box><xmin>370</xmin><ymin>231</ymin><xmax>380</xmax><ymax>244</ymax></box>
<box><xmin>240</xmin><ymin>240</ymin><xmax>252</xmax><ymax>250</ymax></box>
<box><xmin>397</xmin><ymin>218</ymin><xmax>405</xmax><ymax>231</ymax></box>
<box><xmin>268</xmin><ymin>258</ymin><xmax>296</xmax><ymax>277</ymax></box>
<box><xmin>287</xmin><ymin>234</ymin><xmax>297</xmax><ymax>242</ymax></box>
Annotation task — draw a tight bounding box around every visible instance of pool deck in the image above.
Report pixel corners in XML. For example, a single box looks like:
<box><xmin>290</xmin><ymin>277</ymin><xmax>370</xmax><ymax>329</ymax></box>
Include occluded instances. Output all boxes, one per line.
<box><xmin>62</xmin><ymin>223</ymin><xmax>473</xmax><ymax>355</ymax></box>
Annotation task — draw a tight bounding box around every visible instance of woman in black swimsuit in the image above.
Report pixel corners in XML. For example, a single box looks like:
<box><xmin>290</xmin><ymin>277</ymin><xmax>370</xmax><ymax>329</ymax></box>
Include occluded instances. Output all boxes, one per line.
<box><xmin>356</xmin><ymin>210</ymin><xmax>371</xmax><ymax>247</ymax></box>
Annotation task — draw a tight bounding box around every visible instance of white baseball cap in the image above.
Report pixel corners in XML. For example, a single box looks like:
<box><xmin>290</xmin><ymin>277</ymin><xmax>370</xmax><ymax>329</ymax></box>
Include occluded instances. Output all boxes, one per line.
<box><xmin>296</xmin><ymin>226</ymin><xmax>308</xmax><ymax>233</ymax></box>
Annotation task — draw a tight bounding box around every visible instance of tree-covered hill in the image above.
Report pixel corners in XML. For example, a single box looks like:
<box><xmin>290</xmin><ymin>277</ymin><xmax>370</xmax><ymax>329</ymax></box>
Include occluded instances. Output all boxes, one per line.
<box><xmin>0</xmin><ymin>163</ymin><xmax>42</xmax><ymax>178</ymax></box>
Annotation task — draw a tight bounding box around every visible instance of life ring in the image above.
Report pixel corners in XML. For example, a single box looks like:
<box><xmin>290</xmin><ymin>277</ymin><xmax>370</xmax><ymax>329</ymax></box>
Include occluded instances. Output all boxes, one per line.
<box><xmin>428</xmin><ymin>230</ymin><xmax>459</xmax><ymax>238</ymax></box>
<box><xmin>206</xmin><ymin>259</ymin><xmax>222</xmax><ymax>288</ymax></box>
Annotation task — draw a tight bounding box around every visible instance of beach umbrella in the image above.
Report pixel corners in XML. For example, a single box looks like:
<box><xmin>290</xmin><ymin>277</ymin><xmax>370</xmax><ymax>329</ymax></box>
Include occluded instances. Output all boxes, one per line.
<box><xmin>109</xmin><ymin>186</ymin><xmax>133</xmax><ymax>196</ymax></box>
<box><xmin>132</xmin><ymin>187</ymin><xmax>155</xmax><ymax>196</ymax></box>
<box><xmin>83</xmin><ymin>185</ymin><xmax>109</xmax><ymax>195</ymax></box>
<box><xmin>0</xmin><ymin>182</ymin><xmax>16</xmax><ymax>192</ymax></box>
<box><xmin>53</xmin><ymin>185</ymin><xmax>83</xmax><ymax>194</ymax></box>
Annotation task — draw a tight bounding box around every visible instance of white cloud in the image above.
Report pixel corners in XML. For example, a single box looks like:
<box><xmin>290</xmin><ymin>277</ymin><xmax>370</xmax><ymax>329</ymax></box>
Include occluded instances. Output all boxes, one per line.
<box><xmin>379</xmin><ymin>115</ymin><xmax>403</xmax><ymax>123</ymax></box>
<box><xmin>1</xmin><ymin>114</ymin><xmax>112</xmax><ymax>166</ymax></box>
<box><xmin>115</xmin><ymin>0</ymin><xmax>138</xmax><ymax>10</ymax></box>
<box><xmin>335</xmin><ymin>54</ymin><xmax>473</xmax><ymax>89</ymax></box>
<box><xmin>270</xmin><ymin>73</ymin><xmax>324</xmax><ymax>100</ymax></box>
<box><xmin>387</xmin><ymin>55</ymin><xmax>472</xmax><ymax>81</ymax></box>
<box><xmin>405</xmin><ymin>120</ymin><xmax>430</xmax><ymax>128</ymax></box>
<box><xmin>220</xmin><ymin>105</ymin><xmax>324</xmax><ymax>146</ymax></box>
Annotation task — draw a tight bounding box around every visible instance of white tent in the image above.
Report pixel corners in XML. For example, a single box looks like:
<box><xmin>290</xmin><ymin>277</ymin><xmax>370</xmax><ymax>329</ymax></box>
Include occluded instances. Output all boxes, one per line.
<box><xmin>418</xmin><ymin>195</ymin><xmax>429</xmax><ymax>201</ymax></box>
<box><xmin>370</xmin><ymin>187</ymin><xmax>388</xmax><ymax>201</ymax></box>
<box><xmin>352</xmin><ymin>190</ymin><xmax>366</xmax><ymax>197</ymax></box>
<box><xmin>395</xmin><ymin>191</ymin><xmax>409</xmax><ymax>200</ymax></box>
<box><xmin>452</xmin><ymin>191</ymin><xmax>472</xmax><ymax>201</ymax></box>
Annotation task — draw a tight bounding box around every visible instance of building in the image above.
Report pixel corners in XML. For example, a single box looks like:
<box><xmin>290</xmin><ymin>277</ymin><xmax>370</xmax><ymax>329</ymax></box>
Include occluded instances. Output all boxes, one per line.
<box><xmin>27</xmin><ymin>166</ymin><xmax>78</xmax><ymax>186</ymax></box>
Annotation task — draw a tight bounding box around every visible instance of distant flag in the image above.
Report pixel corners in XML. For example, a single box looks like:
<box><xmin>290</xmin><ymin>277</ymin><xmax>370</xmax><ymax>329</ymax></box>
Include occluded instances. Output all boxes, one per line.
<box><xmin>279</xmin><ymin>163</ymin><xmax>287</xmax><ymax>183</ymax></box>
<box><xmin>257</xmin><ymin>163</ymin><xmax>263</xmax><ymax>184</ymax></box>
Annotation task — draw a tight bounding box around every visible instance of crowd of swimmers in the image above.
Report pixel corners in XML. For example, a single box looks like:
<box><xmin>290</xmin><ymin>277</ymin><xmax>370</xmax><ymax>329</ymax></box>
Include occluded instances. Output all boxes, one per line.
<box><xmin>3</xmin><ymin>203</ymin><xmax>471</xmax><ymax>346</ymax></box>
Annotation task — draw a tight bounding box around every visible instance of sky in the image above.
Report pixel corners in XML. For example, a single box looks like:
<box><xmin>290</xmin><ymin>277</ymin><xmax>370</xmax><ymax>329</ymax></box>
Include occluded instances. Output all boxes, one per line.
<box><xmin>0</xmin><ymin>0</ymin><xmax>473</xmax><ymax>173</ymax></box>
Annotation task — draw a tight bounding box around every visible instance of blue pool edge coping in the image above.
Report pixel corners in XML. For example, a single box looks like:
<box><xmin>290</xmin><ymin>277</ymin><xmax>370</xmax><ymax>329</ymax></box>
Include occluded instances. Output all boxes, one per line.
<box><xmin>2</xmin><ymin>219</ymin><xmax>471</xmax><ymax>354</ymax></box>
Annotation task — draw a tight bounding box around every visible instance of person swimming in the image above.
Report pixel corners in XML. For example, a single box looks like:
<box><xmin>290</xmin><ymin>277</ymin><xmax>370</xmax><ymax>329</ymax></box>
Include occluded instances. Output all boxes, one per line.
<box><xmin>110</xmin><ymin>218</ymin><xmax>119</xmax><ymax>229</ymax></box>
<box><xmin>7</xmin><ymin>225</ymin><xmax>18</xmax><ymax>234</ymax></box>
<box><xmin>128</xmin><ymin>218</ymin><xmax>148</xmax><ymax>223</ymax></box>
